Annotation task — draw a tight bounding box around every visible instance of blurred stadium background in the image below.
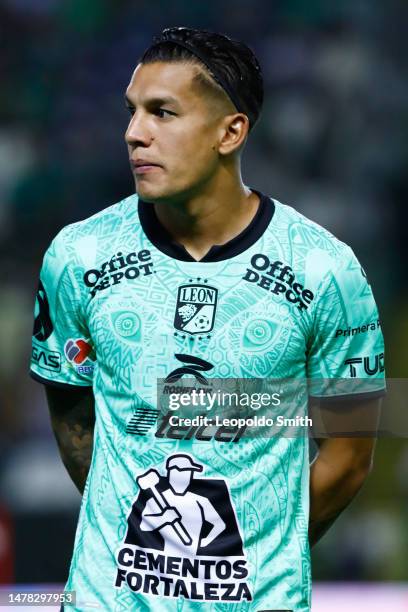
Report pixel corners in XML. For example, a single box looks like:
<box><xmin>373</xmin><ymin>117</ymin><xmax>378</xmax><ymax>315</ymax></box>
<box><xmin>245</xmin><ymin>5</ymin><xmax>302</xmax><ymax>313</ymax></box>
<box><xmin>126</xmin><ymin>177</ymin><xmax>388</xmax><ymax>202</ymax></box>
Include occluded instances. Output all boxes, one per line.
<box><xmin>0</xmin><ymin>0</ymin><xmax>407</xmax><ymax>609</ymax></box>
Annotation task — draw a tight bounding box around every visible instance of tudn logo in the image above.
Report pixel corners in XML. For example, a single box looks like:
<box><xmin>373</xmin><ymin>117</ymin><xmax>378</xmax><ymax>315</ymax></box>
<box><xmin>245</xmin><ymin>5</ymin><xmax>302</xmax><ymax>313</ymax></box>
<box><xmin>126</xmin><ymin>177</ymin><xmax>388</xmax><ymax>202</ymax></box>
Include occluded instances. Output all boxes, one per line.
<box><xmin>174</xmin><ymin>284</ymin><xmax>218</xmax><ymax>335</ymax></box>
<box><xmin>33</xmin><ymin>280</ymin><xmax>53</xmax><ymax>341</ymax></box>
<box><xmin>165</xmin><ymin>354</ymin><xmax>214</xmax><ymax>385</ymax></box>
<box><xmin>344</xmin><ymin>353</ymin><xmax>384</xmax><ymax>378</ymax></box>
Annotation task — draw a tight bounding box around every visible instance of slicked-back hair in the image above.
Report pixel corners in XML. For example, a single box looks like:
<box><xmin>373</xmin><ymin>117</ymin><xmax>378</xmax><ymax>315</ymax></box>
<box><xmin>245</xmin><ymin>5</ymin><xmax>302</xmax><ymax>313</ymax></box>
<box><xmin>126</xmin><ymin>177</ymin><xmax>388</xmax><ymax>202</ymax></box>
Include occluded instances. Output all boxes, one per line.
<box><xmin>140</xmin><ymin>27</ymin><xmax>264</xmax><ymax>131</ymax></box>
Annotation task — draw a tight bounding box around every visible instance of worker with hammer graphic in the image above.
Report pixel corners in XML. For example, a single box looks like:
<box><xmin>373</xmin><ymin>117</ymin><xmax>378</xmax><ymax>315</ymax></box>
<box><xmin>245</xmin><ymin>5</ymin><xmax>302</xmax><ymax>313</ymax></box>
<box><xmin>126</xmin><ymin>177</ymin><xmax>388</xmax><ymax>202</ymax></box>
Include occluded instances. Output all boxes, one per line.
<box><xmin>138</xmin><ymin>454</ymin><xmax>226</xmax><ymax>556</ymax></box>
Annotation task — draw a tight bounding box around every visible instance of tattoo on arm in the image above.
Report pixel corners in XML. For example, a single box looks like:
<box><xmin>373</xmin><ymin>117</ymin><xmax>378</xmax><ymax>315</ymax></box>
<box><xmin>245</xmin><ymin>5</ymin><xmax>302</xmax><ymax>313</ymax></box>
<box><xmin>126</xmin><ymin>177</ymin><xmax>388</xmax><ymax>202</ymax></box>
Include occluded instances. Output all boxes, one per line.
<box><xmin>45</xmin><ymin>386</ymin><xmax>95</xmax><ymax>494</ymax></box>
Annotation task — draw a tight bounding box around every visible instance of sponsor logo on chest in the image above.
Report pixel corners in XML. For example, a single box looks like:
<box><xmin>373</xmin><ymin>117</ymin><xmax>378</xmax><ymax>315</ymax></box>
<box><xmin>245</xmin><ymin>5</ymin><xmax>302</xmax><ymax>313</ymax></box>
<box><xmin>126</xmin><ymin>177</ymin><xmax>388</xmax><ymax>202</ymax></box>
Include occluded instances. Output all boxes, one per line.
<box><xmin>83</xmin><ymin>250</ymin><xmax>154</xmax><ymax>298</ymax></box>
<box><xmin>242</xmin><ymin>254</ymin><xmax>314</xmax><ymax>311</ymax></box>
<box><xmin>115</xmin><ymin>453</ymin><xmax>252</xmax><ymax>602</ymax></box>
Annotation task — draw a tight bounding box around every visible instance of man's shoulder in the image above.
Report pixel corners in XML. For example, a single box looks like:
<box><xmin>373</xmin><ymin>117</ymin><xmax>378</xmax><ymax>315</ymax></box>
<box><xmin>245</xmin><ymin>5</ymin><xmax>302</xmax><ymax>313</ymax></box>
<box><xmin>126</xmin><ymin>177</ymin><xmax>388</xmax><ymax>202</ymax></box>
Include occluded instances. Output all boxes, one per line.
<box><xmin>268</xmin><ymin>198</ymin><xmax>359</xmax><ymax>298</ymax></box>
<box><xmin>272</xmin><ymin>198</ymin><xmax>353</xmax><ymax>263</ymax></box>
<box><xmin>45</xmin><ymin>194</ymin><xmax>139</xmax><ymax>264</ymax></box>
<box><xmin>60</xmin><ymin>193</ymin><xmax>138</xmax><ymax>242</ymax></box>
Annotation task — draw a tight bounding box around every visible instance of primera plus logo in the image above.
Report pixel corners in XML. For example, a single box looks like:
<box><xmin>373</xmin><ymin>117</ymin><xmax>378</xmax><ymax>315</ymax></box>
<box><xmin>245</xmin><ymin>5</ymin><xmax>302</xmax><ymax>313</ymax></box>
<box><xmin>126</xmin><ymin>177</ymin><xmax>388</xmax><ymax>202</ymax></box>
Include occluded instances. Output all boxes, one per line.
<box><xmin>335</xmin><ymin>320</ymin><xmax>381</xmax><ymax>338</ymax></box>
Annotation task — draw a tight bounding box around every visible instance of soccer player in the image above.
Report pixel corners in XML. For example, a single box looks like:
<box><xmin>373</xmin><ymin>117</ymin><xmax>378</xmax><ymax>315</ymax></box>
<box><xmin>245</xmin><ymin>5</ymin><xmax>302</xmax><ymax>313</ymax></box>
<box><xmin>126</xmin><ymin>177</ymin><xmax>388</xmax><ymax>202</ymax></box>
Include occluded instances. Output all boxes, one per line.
<box><xmin>30</xmin><ymin>27</ymin><xmax>385</xmax><ymax>611</ymax></box>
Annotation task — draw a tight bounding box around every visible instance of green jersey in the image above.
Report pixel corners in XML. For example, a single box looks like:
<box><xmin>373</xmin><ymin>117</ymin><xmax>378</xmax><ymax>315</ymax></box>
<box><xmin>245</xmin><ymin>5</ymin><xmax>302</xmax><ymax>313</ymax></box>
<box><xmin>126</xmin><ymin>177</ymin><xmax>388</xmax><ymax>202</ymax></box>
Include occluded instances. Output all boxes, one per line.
<box><xmin>30</xmin><ymin>192</ymin><xmax>385</xmax><ymax>611</ymax></box>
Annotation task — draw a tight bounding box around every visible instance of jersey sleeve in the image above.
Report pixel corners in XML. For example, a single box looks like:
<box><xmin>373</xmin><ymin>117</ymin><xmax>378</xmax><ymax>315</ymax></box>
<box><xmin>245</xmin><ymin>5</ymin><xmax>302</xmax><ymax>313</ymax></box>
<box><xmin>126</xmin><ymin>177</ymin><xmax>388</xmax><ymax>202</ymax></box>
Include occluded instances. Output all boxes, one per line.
<box><xmin>306</xmin><ymin>245</ymin><xmax>385</xmax><ymax>400</ymax></box>
<box><xmin>30</xmin><ymin>231</ymin><xmax>95</xmax><ymax>388</ymax></box>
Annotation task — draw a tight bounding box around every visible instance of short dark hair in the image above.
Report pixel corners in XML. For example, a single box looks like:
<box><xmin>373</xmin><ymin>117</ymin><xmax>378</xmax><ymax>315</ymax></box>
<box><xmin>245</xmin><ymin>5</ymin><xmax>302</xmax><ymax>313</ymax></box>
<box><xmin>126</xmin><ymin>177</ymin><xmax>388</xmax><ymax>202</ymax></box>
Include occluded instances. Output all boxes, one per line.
<box><xmin>141</xmin><ymin>27</ymin><xmax>264</xmax><ymax>130</ymax></box>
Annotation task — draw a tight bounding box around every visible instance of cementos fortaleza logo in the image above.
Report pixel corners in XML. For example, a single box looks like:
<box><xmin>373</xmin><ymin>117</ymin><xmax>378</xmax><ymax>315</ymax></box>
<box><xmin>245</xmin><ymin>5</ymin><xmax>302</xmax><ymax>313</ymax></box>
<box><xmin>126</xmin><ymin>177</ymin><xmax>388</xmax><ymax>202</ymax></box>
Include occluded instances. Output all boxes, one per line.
<box><xmin>64</xmin><ymin>338</ymin><xmax>95</xmax><ymax>376</ymax></box>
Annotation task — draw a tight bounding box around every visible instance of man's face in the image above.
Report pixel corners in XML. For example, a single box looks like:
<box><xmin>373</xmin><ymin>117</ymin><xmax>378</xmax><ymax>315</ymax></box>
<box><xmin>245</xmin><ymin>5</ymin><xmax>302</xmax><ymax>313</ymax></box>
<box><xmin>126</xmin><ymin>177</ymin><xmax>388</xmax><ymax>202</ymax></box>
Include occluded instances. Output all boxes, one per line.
<box><xmin>125</xmin><ymin>62</ymin><xmax>226</xmax><ymax>203</ymax></box>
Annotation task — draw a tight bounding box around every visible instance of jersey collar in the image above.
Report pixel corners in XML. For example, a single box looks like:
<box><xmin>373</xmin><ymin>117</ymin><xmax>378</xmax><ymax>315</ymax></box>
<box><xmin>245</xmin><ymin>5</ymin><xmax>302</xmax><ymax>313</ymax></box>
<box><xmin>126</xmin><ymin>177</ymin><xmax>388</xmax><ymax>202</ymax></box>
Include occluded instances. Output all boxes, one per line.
<box><xmin>138</xmin><ymin>190</ymin><xmax>274</xmax><ymax>262</ymax></box>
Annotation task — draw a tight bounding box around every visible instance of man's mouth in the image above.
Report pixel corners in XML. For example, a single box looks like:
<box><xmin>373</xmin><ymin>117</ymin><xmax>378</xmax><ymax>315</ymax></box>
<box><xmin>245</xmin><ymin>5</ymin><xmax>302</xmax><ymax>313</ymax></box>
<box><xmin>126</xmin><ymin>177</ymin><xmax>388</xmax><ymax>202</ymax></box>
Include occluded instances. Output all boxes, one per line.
<box><xmin>131</xmin><ymin>159</ymin><xmax>162</xmax><ymax>174</ymax></box>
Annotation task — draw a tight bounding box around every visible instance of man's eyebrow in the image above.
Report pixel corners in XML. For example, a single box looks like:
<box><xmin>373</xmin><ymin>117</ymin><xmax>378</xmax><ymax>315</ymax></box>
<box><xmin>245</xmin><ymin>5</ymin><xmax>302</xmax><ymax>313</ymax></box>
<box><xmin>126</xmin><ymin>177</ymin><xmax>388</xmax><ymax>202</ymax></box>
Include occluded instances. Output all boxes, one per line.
<box><xmin>124</xmin><ymin>94</ymin><xmax>180</xmax><ymax>107</ymax></box>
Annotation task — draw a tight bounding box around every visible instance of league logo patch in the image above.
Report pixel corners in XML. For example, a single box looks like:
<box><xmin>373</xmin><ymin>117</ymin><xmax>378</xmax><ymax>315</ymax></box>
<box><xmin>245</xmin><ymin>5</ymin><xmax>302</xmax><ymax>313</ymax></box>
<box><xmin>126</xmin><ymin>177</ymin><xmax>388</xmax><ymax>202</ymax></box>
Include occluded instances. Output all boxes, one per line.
<box><xmin>64</xmin><ymin>338</ymin><xmax>95</xmax><ymax>376</ymax></box>
<box><xmin>33</xmin><ymin>280</ymin><xmax>53</xmax><ymax>341</ymax></box>
<box><xmin>174</xmin><ymin>284</ymin><xmax>218</xmax><ymax>335</ymax></box>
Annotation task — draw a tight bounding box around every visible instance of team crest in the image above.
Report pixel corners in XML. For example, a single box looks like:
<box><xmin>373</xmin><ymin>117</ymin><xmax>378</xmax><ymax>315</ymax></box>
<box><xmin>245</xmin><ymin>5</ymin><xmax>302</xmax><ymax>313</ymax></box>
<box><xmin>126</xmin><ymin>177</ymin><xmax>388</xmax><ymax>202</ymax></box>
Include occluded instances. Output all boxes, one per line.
<box><xmin>174</xmin><ymin>284</ymin><xmax>218</xmax><ymax>335</ymax></box>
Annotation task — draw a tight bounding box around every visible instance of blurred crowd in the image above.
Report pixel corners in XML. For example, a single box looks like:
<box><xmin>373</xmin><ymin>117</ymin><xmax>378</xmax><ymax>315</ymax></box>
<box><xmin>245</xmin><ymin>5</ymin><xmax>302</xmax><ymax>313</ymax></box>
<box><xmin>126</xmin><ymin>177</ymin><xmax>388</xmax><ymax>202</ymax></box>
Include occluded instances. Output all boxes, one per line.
<box><xmin>0</xmin><ymin>0</ymin><xmax>407</xmax><ymax>584</ymax></box>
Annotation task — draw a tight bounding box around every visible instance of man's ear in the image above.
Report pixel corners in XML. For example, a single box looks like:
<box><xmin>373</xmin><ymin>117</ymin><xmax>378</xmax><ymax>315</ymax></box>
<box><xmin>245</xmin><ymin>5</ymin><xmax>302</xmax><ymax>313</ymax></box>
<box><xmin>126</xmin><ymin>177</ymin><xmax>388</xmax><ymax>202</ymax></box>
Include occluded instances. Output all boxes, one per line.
<box><xmin>218</xmin><ymin>113</ymin><xmax>249</xmax><ymax>155</ymax></box>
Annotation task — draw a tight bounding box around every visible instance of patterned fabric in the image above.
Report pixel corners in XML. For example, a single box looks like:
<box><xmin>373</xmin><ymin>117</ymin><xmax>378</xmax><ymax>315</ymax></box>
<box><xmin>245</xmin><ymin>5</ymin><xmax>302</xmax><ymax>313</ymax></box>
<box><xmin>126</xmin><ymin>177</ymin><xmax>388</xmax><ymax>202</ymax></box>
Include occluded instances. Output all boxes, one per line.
<box><xmin>30</xmin><ymin>194</ymin><xmax>385</xmax><ymax>611</ymax></box>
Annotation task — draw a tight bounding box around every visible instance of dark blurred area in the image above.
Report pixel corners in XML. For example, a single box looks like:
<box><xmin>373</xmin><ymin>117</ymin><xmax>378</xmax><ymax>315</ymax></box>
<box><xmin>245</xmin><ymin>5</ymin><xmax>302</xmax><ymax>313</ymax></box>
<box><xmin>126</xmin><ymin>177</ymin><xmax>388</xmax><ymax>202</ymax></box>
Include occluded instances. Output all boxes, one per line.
<box><xmin>0</xmin><ymin>0</ymin><xmax>407</xmax><ymax>585</ymax></box>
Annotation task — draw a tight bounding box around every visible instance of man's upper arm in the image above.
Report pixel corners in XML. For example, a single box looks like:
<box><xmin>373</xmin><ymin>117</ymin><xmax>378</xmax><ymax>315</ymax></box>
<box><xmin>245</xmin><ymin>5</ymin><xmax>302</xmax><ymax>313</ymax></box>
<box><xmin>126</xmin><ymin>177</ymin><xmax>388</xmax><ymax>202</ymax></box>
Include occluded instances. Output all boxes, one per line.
<box><xmin>45</xmin><ymin>385</ymin><xmax>95</xmax><ymax>454</ymax></box>
<box><xmin>44</xmin><ymin>384</ymin><xmax>95</xmax><ymax>494</ymax></box>
<box><xmin>310</xmin><ymin>395</ymin><xmax>382</xmax><ymax>440</ymax></box>
<box><xmin>45</xmin><ymin>385</ymin><xmax>95</xmax><ymax>423</ymax></box>
<box><xmin>307</xmin><ymin>244</ymin><xmax>386</xmax><ymax>404</ymax></box>
<box><xmin>30</xmin><ymin>230</ymin><xmax>96</xmax><ymax>390</ymax></box>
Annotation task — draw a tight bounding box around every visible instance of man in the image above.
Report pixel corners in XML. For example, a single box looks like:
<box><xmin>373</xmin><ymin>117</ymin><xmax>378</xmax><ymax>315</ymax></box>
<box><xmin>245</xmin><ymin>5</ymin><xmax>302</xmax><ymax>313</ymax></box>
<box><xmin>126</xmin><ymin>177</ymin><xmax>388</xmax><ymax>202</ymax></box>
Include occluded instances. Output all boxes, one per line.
<box><xmin>30</xmin><ymin>27</ymin><xmax>385</xmax><ymax>611</ymax></box>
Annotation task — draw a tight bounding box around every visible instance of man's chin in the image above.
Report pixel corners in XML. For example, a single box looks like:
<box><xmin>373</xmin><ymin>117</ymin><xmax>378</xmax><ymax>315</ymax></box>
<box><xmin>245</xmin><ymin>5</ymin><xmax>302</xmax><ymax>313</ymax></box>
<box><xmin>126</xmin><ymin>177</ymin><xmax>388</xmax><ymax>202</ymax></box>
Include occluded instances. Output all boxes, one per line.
<box><xmin>135</xmin><ymin>184</ymin><xmax>162</xmax><ymax>202</ymax></box>
<box><xmin>135</xmin><ymin>183</ymin><xmax>177</xmax><ymax>204</ymax></box>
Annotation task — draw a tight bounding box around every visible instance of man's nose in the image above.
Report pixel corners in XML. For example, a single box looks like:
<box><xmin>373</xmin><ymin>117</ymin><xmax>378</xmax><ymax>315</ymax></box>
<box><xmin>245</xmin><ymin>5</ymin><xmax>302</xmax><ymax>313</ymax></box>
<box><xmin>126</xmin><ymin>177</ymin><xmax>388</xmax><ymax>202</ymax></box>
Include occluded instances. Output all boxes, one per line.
<box><xmin>125</xmin><ymin>112</ymin><xmax>152</xmax><ymax>147</ymax></box>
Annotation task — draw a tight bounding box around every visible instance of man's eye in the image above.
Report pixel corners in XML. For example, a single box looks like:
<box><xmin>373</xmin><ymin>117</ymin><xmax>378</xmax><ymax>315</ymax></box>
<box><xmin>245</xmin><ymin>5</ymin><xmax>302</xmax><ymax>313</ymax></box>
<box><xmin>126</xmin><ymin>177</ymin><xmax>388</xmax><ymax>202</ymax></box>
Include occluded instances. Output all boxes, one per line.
<box><xmin>155</xmin><ymin>108</ymin><xmax>175</xmax><ymax>119</ymax></box>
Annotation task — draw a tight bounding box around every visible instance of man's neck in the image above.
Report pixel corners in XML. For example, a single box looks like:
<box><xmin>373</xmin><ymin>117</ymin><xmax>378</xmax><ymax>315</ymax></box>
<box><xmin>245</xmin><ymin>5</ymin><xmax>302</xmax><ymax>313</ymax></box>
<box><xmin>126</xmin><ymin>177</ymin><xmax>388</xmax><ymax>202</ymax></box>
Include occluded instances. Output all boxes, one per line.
<box><xmin>152</xmin><ymin>171</ymin><xmax>260</xmax><ymax>261</ymax></box>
